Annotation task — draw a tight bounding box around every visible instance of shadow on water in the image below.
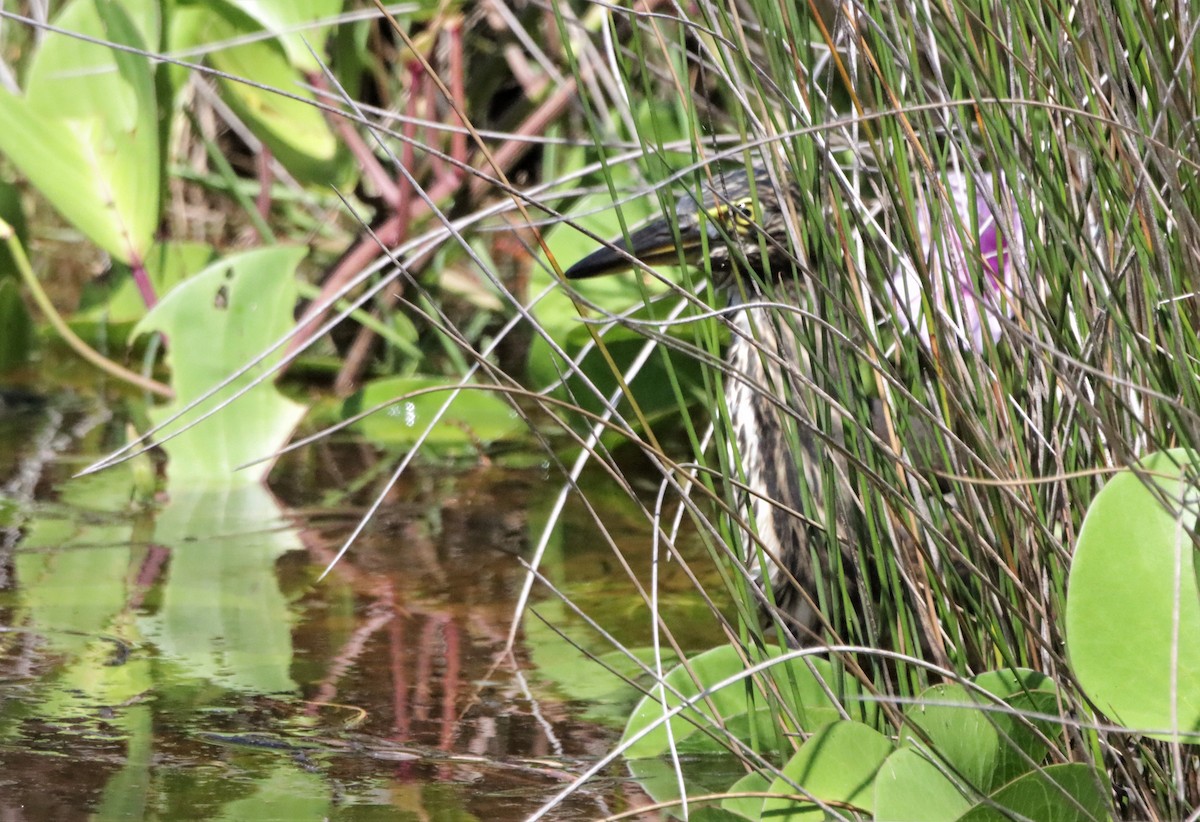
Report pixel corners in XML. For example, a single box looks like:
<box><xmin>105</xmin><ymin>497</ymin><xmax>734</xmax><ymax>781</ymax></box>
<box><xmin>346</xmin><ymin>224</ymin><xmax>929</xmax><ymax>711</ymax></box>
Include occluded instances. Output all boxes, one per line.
<box><xmin>0</xmin><ymin>391</ymin><xmax>726</xmax><ymax>820</ymax></box>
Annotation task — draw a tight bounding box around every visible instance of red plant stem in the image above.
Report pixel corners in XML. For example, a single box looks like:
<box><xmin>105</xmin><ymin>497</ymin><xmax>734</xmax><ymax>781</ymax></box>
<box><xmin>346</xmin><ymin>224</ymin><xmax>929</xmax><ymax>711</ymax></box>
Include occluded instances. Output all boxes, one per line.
<box><xmin>467</xmin><ymin>77</ymin><xmax>577</xmax><ymax>201</ymax></box>
<box><xmin>309</xmin><ymin>69</ymin><xmax>399</xmax><ymax>207</ymax></box>
<box><xmin>129</xmin><ymin>253</ymin><xmax>157</xmax><ymax>308</ymax></box>
<box><xmin>447</xmin><ymin>20</ymin><xmax>468</xmax><ymax>176</ymax></box>
<box><xmin>255</xmin><ymin>147</ymin><xmax>273</xmax><ymax>226</ymax></box>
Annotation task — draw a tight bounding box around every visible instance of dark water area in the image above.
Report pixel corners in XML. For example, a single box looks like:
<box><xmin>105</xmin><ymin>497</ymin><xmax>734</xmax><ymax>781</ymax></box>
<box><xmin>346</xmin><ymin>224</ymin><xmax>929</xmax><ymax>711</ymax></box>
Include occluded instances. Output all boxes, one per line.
<box><xmin>0</xmin><ymin>391</ymin><xmax>725</xmax><ymax>820</ymax></box>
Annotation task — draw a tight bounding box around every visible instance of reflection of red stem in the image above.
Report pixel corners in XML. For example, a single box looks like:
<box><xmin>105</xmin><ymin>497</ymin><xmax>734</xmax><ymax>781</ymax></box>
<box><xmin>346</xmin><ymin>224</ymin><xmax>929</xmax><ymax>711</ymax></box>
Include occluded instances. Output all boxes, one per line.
<box><xmin>308</xmin><ymin>581</ymin><xmax>395</xmax><ymax>709</ymax></box>
<box><xmin>414</xmin><ymin>617</ymin><xmax>439</xmax><ymax>722</ymax></box>
<box><xmin>439</xmin><ymin>618</ymin><xmax>460</xmax><ymax>751</ymax></box>
<box><xmin>127</xmin><ymin>545</ymin><xmax>170</xmax><ymax>610</ymax></box>
<box><xmin>390</xmin><ymin>592</ymin><xmax>409</xmax><ymax>738</ymax></box>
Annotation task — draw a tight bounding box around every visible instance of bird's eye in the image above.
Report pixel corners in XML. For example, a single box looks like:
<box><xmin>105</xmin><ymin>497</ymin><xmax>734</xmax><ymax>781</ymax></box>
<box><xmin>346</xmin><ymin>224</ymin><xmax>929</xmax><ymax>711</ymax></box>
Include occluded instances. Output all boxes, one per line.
<box><xmin>708</xmin><ymin>197</ymin><xmax>759</xmax><ymax>231</ymax></box>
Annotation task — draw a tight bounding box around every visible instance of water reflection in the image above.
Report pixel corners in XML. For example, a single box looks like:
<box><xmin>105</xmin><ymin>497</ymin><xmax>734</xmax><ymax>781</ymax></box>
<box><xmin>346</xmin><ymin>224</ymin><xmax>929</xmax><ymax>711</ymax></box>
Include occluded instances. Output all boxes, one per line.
<box><xmin>0</xmin><ymin>398</ymin><xmax>723</xmax><ymax>820</ymax></box>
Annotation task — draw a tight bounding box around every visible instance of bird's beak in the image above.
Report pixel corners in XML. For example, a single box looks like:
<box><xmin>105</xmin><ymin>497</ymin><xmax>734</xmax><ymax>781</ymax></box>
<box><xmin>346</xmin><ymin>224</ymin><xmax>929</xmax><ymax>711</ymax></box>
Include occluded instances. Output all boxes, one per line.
<box><xmin>564</xmin><ymin>216</ymin><xmax>705</xmax><ymax>280</ymax></box>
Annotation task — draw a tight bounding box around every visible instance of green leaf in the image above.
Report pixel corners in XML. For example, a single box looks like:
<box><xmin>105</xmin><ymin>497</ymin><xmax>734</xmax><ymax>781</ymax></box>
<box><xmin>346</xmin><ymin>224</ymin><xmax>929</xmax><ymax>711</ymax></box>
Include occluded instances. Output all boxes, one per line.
<box><xmin>0</xmin><ymin>0</ymin><xmax>161</xmax><ymax>264</ymax></box>
<box><xmin>874</xmin><ymin>747</ymin><xmax>973</xmax><ymax>822</ymax></box>
<box><xmin>339</xmin><ymin>375</ymin><xmax>524</xmax><ymax>450</ymax></box>
<box><xmin>219</xmin><ymin>0</ymin><xmax>345</xmax><ymax>72</ymax></box>
<box><xmin>723</xmin><ymin>771</ymin><xmax>771</xmax><ymax>820</ymax></box>
<box><xmin>900</xmin><ymin>670</ymin><xmax>1060</xmax><ymax>794</ymax></box>
<box><xmin>761</xmin><ymin>720</ymin><xmax>894</xmax><ymax>820</ymax></box>
<box><xmin>621</xmin><ymin>645</ymin><xmax>873</xmax><ymax>758</ymax></box>
<box><xmin>1066</xmin><ymin>449</ymin><xmax>1200</xmax><ymax>740</ymax></box>
<box><xmin>957</xmin><ymin>763</ymin><xmax>1111</xmax><ymax>822</ymax></box>
<box><xmin>626</xmin><ymin>755</ymin><xmax>756</xmax><ymax>822</ymax></box>
<box><xmin>172</xmin><ymin>6</ymin><xmax>344</xmax><ymax>184</ymax></box>
<box><xmin>132</xmin><ymin>246</ymin><xmax>309</xmax><ymax>486</ymax></box>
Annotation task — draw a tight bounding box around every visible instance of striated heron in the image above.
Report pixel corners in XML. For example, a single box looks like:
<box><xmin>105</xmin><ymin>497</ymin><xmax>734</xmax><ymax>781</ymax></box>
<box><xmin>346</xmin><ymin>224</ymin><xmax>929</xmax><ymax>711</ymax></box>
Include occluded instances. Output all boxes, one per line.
<box><xmin>565</xmin><ymin>166</ymin><xmax>866</xmax><ymax>639</ymax></box>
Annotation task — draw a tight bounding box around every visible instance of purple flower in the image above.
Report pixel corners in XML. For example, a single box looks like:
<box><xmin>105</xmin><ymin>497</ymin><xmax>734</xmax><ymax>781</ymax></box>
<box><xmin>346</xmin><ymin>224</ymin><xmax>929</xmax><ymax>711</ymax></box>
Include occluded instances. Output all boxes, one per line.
<box><xmin>891</xmin><ymin>172</ymin><xmax>1020</xmax><ymax>350</ymax></box>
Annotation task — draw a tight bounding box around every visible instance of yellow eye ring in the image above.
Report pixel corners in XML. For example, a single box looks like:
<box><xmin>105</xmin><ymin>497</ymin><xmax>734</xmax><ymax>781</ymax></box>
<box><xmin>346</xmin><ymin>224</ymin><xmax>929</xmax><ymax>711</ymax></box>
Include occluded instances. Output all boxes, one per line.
<box><xmin>707</xmin><ymin>197</ymin><xmax>759</xmax><ymax>231</ymax></box>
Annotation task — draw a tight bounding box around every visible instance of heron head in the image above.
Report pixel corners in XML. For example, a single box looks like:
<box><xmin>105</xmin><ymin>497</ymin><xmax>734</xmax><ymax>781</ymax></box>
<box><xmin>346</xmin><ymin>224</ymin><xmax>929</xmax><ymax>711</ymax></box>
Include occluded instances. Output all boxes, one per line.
<box><xmin>564</xmin><ymin>167</ymin><xmax>800</xmax><ymax>293</ymax></box>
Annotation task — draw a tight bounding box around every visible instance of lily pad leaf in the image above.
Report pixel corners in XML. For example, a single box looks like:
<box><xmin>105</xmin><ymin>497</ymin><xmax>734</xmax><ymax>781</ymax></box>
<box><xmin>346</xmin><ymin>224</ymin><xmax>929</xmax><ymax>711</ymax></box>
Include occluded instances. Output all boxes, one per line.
<box><xmin>219</xmin><ymin>0</ymin><xmax>345</xmax><ymax>72</ymax></box>
<box><xmin>762</xmin><ymin>720</ymin><xmax>894</xmax><ymax>820</ymax></box>
<box><xmin>339</xmin><ymin>375</ymin><xmax>523</xmax><ymax>450</ymax></box>
<box><xmin>622</xmin><ymin>645</ymin><xmax>873</xmax><ymax>758</ymax></box>
<box><xmin>901</xmin><ymin>669</ymin><xmax>1061</xmax><ymax>794</ymax></box>
<box><xmin>874</xmin><ymin>747</ymin><xmax>973</xmax><ymax>822</ymax></box>
<box><xmin>1066</xmin><ymin>449</ymin><xmax>1200</xmax><ymax>741</ymax></box>
<box><xmin>957</xmin><ymin>763</ymin><xmax>1110</xmax><ymax>822</ymax></box>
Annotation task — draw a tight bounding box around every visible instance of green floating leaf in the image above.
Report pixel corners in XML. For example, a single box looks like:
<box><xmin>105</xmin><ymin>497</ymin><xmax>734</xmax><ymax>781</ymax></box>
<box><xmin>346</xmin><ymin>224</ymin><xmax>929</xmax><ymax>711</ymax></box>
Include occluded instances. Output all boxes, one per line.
<box><xmin>957</xmin><ymin>763</ymin><xmax>1110</xmax><ymax>822</ymax></box>
<box><xmin>133</xmin><ymin>246</ymin><xmax>309</xmax><ymax>486</ymax></box>
<box><xmin>874</xmin><ymin>747</ymin><xmax>972</xmax><ymax>822</ymax></box>
<box><xmin>762</xmin><ymin>720</ymin><xmax>894</xmax><ymax>821</ymax></box>
<box><xmin>627</xmin><ymin>755</ymin><xmax>754</xmax><ymax>822</ymax></box>
<box><xmin>622</xmin><ymin>645</ymin><xmax>873</xmax><ymax>759</ymax></box>
<box><xmin>339</xmin><ymin>375</ymin><xmax>523</xmax><ymax>450</ymax></box>
<box><xmin>901</xmin><ymin>669</ymin><xmax>1060</xmax><ymax>795</ymax></box>
<box><xmin>723</xmin><ymin>770</ymin><xmax>771</xmax><ymax>820</ymax></box>
<box><xmin>0</xmin><ymin>0</ymin><xmax>161</xmax><ymax>264</ymax></box>
<box><xmin>1066</xmin><ymin>449</ymin><xmax>1200</xmax><ymax>740</ymax></box>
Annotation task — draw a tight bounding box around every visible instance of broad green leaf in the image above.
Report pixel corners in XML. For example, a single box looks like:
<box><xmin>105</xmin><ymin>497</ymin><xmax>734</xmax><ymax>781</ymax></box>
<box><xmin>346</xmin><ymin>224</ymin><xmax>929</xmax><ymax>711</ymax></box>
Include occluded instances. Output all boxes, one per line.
<box><xmin>622</xmin><ymin>645</ymin><xmax>872</xmax><ymax>758</ymax></box>
<box><xmin>339</xmin><ymin>375</ymin><xmax>523</xmax><ymax>449</ymax></box>
<box><xmin>762</xmin><ymin>720</ymin><xmax>894</xmax><ymax>820</ymax></box>
<box><xmin>1066</xmin><ymin>449</ymin><xmax>1200</xmax><ymax>740</ymax></box>
<box><xmin>957</xmin><ymin>763</ymin><xmax>1111</xmax><ymax>822</ymax></box>
<box><xmin>132</xmin><ymin>246</ymin><xmax>309</xmax><ymax>486</ymax></box>
<box><xmin>221</xmin><ymin>0</ymin><xmax>345</xmax><ymax>72</ymax></box>
<box><xmin>723</xmin><ymin>770</ymin><xmax>771</xmax><ymax>820</ymax></box>
<box><xmin>0</xmin><ymin>0</ymin><xmax>161</xmax><ymax>264</ymax></box>
<box><xmin>626</xmin><ymin>755</ymin><xmax>757</xmax><ymax>822</ymax></box>
<box><xmin>24</xmin><ymin>0</ymin><xmax>160</xmax><ymax>122</ymax></box>
<box><xmin>173</xmin><ymin>7</ymin><xmax>343</xmax><ymax>184</ymax></box>
<box><xmin>873</xmin><ymin>747</ymin><xmax>973</xmax><ymax>822</ymax></box>
<box><xmin>901</xmin><ymin>670</ymin><xmax>1060</xmax><ymax>794</ymax></box>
